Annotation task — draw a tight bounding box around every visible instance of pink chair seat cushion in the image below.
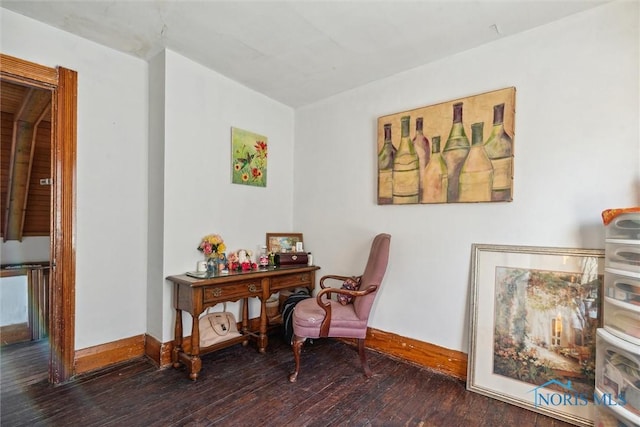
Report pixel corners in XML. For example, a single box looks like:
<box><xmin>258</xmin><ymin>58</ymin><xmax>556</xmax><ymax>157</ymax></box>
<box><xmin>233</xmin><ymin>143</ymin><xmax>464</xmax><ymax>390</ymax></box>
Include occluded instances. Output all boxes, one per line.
<box><xmin>292</xmin><ymin>297</ymin><xmax>368</xmax><ymax>339</ymax></box>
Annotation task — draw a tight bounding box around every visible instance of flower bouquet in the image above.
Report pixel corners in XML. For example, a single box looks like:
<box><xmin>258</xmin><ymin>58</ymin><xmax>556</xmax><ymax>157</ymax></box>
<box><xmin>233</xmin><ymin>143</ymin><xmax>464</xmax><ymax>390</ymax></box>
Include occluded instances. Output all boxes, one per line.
<box><xmin>197</xmin><ymin>234</ymin><xmax>227</xmax><ymax>272</ymax></box>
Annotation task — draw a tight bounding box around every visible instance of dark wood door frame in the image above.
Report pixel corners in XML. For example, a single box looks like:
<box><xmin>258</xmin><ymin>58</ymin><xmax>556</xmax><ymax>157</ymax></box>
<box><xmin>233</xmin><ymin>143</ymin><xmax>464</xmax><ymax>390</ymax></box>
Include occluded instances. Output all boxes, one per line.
<box><xmin>1</xmin><ymin>53</ymin><xmax>77</xmax><ymax>384</ymax></box>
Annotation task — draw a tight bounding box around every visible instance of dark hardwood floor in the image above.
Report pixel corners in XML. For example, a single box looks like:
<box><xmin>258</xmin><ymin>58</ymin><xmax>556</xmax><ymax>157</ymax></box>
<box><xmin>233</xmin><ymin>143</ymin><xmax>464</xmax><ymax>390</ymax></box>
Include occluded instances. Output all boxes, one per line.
<box><xmin>1</xmin><ymin>335</ymin><xmax>575</xmax><ymax>426</ymax></box>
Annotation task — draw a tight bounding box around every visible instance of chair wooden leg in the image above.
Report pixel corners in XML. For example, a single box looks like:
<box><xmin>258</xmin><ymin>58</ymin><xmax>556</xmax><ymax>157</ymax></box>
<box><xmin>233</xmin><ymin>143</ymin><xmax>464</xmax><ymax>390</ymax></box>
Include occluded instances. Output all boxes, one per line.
<box><xmin>289</xmin><ymin>335</ymin><xmax>305</xmax><ymax>383</ymax></box>
<box><xmin>357</xmin><ymin>338</ymin><xmax>372</xmax><ymax>378</ymax></box>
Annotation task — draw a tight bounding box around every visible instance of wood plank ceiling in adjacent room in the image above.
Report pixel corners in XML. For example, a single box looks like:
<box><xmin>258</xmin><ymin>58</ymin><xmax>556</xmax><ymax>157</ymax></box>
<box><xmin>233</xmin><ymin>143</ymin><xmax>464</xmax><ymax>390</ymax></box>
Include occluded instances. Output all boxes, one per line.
<box><xmin>0</xmin><ymin>80</ymin><xmax>52</xmax><ymax>241</ymax></box>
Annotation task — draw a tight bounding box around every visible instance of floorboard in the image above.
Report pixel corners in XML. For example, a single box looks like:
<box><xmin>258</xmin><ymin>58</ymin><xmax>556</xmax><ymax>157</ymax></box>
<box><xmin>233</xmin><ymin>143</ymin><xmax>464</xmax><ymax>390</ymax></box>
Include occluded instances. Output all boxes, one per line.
<box><xmin>1</xmin><ymin>335</ymin><xmax>578</xmax><ymax>426</ymax></box>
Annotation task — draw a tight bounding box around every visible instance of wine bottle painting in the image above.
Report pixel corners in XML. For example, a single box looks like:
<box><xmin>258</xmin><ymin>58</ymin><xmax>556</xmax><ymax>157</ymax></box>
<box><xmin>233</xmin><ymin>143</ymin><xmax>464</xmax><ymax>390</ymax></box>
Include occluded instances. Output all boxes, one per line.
<box><xmin>377</xmin><ymin>87</ymin><xmax>515</xmax><ymax>205</ymax></box>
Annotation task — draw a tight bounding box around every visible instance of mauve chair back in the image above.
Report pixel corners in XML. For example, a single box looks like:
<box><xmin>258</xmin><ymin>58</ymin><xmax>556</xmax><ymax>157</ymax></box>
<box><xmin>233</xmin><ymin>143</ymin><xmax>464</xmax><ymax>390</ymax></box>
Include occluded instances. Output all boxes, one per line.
<box><xmin>353</xmin><ymin>233</ymin><xmax>391</xmax><ymax>321</ymax></box>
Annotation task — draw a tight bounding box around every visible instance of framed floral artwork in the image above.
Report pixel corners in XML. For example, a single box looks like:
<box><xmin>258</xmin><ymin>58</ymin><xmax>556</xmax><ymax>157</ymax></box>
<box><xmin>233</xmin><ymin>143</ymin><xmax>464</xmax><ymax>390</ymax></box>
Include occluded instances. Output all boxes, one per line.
<box><xmin>231</xmin><ymin>127</ymin><xmax>267</xmax><ymax>187</ymax></box>
<box><xmin>467</xmin><ymin>244</ymin><xmax>604</xmax><ymax>426</ymax></box>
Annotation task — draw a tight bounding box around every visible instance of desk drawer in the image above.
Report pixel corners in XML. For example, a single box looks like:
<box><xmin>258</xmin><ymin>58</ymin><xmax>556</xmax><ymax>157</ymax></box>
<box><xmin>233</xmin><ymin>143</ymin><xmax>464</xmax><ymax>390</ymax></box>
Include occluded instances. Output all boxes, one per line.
<box><xmin>203</xmin><ymin>280</ymin><xmax>262</xmax><ymax>303</ymax></box>
<box><xmin>270</xmin><ymin>272</ymin><xmax>312</xmax><ymax>291</ymax></box>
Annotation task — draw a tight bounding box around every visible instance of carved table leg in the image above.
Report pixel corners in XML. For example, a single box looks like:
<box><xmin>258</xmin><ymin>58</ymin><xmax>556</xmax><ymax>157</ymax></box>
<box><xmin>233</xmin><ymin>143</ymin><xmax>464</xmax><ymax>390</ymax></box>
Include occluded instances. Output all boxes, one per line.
<box><xmin>172</xmin><ymin>308</ymin><xmax>183</xmax><ymax>369</ymax></box>
<box><xmin>188</xmin><ymin>356</ymin><xmax>201</xmax><ymax>381</ymax></box>
<box><xmin>258</xmin><ymin>296</ymin><xmax>268</xmax><ymax>353</ymax></box>
<box><xmin>189</xmin><ymin>312</ymin><xmax>201</xmax><ymax>381</ymax></box>
<box><xmin>241</xmin><ymin>297</ymin><xmax>249</xmax><ymax>346</ymax></box>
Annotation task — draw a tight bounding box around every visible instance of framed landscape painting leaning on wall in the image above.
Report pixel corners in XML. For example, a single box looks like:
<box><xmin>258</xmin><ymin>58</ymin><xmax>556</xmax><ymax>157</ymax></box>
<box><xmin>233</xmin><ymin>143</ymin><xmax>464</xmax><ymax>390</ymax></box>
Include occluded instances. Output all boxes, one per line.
<box><xmin>467</xmin><ymin>244</ymin><xmax>604</xmax><ymax>426</ymax></box>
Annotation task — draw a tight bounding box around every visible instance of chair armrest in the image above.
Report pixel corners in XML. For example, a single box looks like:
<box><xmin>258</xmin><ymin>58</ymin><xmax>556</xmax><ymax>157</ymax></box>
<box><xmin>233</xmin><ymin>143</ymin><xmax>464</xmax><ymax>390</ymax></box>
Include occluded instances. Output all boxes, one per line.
<box><xmin>315</xmin><ymin>284</ymin><xmax>378</xmax><ymax>337</ymax></box>
<box><xmin>319</xmin><ymin>274</ymin><xmax>357</xmax><ymax>289</ymax></box>
<box><xmin>317</xmin><ymin>284</ymin><xmax>378</xmax><ymax>299</ymax></box>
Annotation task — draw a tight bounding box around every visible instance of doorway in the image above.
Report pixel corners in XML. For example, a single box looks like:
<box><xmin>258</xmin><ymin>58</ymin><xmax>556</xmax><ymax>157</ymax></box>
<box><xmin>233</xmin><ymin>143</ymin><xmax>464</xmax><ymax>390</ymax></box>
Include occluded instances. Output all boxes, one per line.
<box><xmin>0</xmin><ymin>78</ymin><xmax>53</xmax><ymax>383</ymax></box>
<box><xmin>0</xmin><ymin>54</ymin><xmax>77</xmax><ymax>384</ymax></box>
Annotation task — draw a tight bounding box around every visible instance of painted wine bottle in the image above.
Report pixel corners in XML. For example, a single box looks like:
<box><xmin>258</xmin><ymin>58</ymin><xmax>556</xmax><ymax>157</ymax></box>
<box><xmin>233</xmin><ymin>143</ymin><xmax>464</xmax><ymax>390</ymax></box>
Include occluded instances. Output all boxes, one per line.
<box><xmin>442</xmin><ymin>102</ymin><xmax>470</xmax><ymax>202</ymax></box>
<box><xmin>412</xmin><ymin>117</ymin><xmax>430</xmax><ymax>198</ymax></box>
<box><xmin>484</xmin><ymin>103</ymin><xmax>513</xmax><ymax>201</ymax></box>
<box><xmin>377</xmin><ymin>123</ymin><xmax>396</xmax><ymax>204</ymax></box>
<box><xmin>392</xmin><ymin>116</ymin><xmax>419</xmax><ymax>204</ymax></box>
<box><xmin>458</xmin><ymin>122</ymin><xmax>493</xmax><ymax>202</ymax></box>
<box><xmin>421</xmin><ymin>136</ymin><xmax>448</xmax><ymax>203</ymax></box>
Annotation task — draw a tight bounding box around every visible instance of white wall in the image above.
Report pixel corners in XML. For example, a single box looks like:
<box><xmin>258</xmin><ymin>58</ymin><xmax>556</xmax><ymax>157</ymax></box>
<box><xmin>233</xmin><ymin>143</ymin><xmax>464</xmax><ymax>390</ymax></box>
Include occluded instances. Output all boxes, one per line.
<box><xmin>0</xmin><ymin>9</ymin><xmax>149</xmax><ymax>349</ymax></box>
<box><xmin>293</xmin><ymin>1</ymin><xmax>639</xmax><ymax>353</ymax></box>
<box><xmin>0</xmin><ymin>237</ymin><xmax>50</xmax><ymax>264</ymax></box>
<box><xmin>146</xmin><ymin>51</ymin><xmax>167</xmax><ymax>341</ymax></box>
<box><xmin>159</xmin><ymin>50</ymin><xmax>296</xmax><ymax>341</ymax></box>
<box><xmin>0</xmin><ymin>237</ymin><xmax>48</xmax><ymax>328</ymax></box>
<box><xmin>0</xmin><ymin>276</ymin><xmax>27</xmax><ymax>326</ymax></box>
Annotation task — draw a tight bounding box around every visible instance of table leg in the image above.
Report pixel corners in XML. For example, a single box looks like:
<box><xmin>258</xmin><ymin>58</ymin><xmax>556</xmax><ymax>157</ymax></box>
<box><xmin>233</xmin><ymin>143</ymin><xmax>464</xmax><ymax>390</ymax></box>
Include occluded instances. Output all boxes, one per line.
<box><xmin>258</xmin><ymin>278</ymin><xmax>269</xmax><ymax>352</ymax></box>
<box><xmin>172</xmin><ymin>308</ymin><xmax>183</xmax><ymax>369</ymax></box>
<box><xmin>242</xmin><ymin>298</ymin><xmax>249</xmax><ymax>346</ymax></box>
<box><xmin>189</xmin><ymin>313</ymin><xmax>201</xmax><ymax>380</ymax></box>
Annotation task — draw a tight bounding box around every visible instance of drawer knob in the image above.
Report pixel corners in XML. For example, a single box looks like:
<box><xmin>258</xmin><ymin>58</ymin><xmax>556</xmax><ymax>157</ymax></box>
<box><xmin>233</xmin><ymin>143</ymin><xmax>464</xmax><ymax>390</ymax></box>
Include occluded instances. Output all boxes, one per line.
<box><xmin>248</xmin><ymin>284</ymin><xmax>258</xmax><ymax>293</ymax></box>
<box><xmin>211</xmin><ymin>288</ymin><xmax>222</xmax><ymax>297</ymax></box>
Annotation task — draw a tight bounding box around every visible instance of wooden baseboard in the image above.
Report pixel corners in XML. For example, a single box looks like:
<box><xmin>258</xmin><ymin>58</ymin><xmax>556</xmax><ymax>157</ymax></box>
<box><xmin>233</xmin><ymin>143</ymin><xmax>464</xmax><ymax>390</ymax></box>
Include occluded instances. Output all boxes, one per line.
<box><xmin>74</xmin><ymin>334</ymin><xmax>145</xmax><ymax>375</ymax></box>
<box><xmin>364</xmin><ymin>327</ymin><xmax>467</xmax><ymax>381</ymax></box>
<box><xmin>75</xmin><ymin>324</ymin><xmax>467</xmax><ymax>382</ymax></box>
<box><xmin>0</xmin><ymin>322</ymin><xmax>31</xmax><ymax>345</ymax></box>
<box><xmin>145</xmin><ymin>334</ymin><xmax>173</xmax><ymax>367</ymax></box>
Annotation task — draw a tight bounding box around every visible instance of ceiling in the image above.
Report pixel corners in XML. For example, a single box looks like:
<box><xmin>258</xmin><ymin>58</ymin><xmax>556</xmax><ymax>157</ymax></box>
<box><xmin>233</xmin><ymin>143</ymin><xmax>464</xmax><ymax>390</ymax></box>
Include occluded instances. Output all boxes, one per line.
<box><xmin>1</xmin><ymin>1</ymin><xmax>609</xmax><ymax>107</ymax></box>
<box><xmin>0</xmin><ymin>80</ymin><xmax>51</xmax><ymax>122</ymax></box>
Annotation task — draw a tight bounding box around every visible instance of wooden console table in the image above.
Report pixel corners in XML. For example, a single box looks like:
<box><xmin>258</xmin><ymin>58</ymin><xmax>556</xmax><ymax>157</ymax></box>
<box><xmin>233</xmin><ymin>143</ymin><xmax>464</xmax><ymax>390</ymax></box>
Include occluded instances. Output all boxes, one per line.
<box><xmin>166</xmin><ymin>265</ymin><xmax>319</xmax><ymax>380</ymax></box>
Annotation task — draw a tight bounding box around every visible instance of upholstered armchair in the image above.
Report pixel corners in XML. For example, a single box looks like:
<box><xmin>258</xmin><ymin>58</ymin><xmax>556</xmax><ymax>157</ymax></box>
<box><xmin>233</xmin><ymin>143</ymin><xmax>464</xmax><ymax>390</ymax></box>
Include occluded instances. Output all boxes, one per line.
<box><xmin>288</xmin><ymin>233</ymin><xmax>391</xmax><ymax>383</ymax></box>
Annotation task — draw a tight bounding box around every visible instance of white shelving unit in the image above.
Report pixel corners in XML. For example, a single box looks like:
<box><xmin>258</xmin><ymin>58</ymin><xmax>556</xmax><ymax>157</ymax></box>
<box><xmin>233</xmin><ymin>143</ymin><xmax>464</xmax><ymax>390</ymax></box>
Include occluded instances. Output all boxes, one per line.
<box><xmin>595</xmin><ymin>211</ymin><xmax>640</xmax><ymax>427</ymax></box>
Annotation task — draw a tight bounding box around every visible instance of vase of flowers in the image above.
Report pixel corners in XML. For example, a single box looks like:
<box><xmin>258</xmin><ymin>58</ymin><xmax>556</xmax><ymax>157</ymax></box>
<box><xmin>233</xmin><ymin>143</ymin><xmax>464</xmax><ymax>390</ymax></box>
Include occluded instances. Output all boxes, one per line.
<box><xmin>197</xmin><ymin>234</ymin><xmax>227</xmax><ymax>273</ymax></box>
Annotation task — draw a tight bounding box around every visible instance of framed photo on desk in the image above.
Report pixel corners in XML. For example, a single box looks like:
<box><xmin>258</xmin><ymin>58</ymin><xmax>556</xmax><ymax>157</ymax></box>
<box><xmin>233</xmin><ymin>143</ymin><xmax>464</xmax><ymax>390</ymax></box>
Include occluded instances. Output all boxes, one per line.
<box><xmin>266</xmin><ymin>233</ymin><xmax>303</xmax><ymax>253</ymax></box>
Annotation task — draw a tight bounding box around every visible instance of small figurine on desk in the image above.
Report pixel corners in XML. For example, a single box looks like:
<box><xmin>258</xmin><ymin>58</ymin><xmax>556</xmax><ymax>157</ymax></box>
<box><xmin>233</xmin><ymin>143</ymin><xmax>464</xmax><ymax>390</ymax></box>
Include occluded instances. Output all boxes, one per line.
<box><xmin>238</xmin><ymin>249</ymin><xmax>250</xmax><ymax>264</ymax></box>
<box><xmin>228</xmin><ymin>249</ymin><xmax>258</xmax><ymax>272</ymax></box>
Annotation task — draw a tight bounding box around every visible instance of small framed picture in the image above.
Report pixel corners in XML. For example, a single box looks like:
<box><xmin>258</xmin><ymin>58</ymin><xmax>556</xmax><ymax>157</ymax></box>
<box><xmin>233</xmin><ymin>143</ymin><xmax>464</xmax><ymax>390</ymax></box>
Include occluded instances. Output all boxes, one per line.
<box><xmin>231</xmin><ymin>127</ymin><xmax>268</xmax><ymax>187</ymax></box>
<box><xmin>266</xmin><ymin>233</ymin><xmax>303</xmax><ymax>253</ymax></box>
